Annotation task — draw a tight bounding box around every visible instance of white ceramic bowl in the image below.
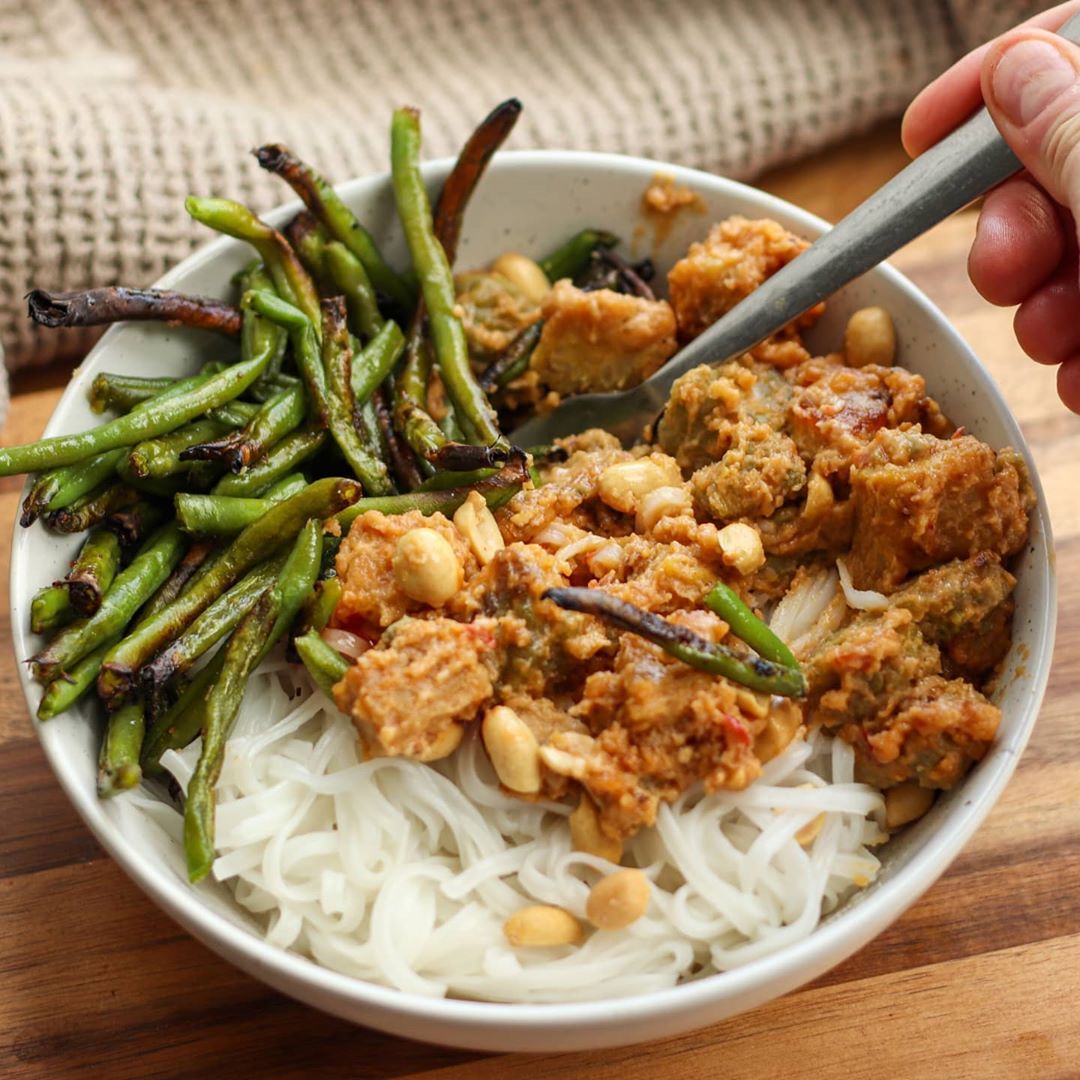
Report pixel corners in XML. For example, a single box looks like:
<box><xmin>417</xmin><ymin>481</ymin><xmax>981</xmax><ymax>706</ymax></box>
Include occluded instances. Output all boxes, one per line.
<box><xmin>11</xmin><ymin>152</ymin><xmax>1055</xmax><ymax>1053</ymax></box>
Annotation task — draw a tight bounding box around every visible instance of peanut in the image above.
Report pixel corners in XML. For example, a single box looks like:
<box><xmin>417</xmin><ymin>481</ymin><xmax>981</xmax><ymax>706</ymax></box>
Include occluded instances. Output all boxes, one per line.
<box><xmin>503</xmin><ymin>904</ymin><xmax>583</xmax><ymax>948</ymax></box>
<box><xmin>415</xmin><ymin>722</ymin><xmax>465</xmax><ymax>763</ymax></box>
<box><xmin>453</xmin><ymin>491</ymin><xmax>505</xmax><ymax>565</ymax></box>
<box><xmin>492</xmin><ymin>253</ymin><xmax>551</xmax><ymax>304</ymax></box>
<box><xmin>482</xmin><ymin>705</ymin><xmax>541</xmax><ymax>793</ymax></box>
<box><xmin>844</xmin><ymin>306</ymin><xmax>896</xmax><ymax>368</ymax></box>
<box><xmin>597</xmin><ymin>457</ymin><xmax>682</xmax><ymax>513</ymax></box>
<box><xmin>885</xmin><ymin>782</ymin><xmax>934</xmax><ymax>829</ymax></box>
<box><xmin>717</xmin><ymin>522</ymin><xmax>765</xmax><ymax>575</ymax></box>
<box><xmin>586</xmin><ymin>869</ymin><xmax>650</xmax><ymax>931</ymax></box>
<box><xmin>569</xmin><ymin>795</ymin><xmax>622</xmax><ymax>863</ymax></box>
<box><xmin>392</xmin><ymin>528</ymin><xmax>462</xmax><ymax>606</ymax></box>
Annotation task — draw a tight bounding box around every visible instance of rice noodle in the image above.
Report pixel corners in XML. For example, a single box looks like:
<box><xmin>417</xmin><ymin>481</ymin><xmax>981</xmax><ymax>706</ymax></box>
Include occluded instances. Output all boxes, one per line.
<box><xmin>137</xmin><ymin>664</ymin><xmax>887</xmax><ymax>1004</ymax></box>
<box><xmin>835</xmin><ymin>557</ymin><xmax>889</xmax><ymax>612</ymax></box>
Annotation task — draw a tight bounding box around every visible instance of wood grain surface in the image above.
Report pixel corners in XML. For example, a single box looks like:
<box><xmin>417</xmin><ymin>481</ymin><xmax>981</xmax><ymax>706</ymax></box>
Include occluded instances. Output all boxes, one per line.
<box><xmin>2</xmin><ymin>121</ymin><xmax>1077</xmax><ymax>1079</ymax></box>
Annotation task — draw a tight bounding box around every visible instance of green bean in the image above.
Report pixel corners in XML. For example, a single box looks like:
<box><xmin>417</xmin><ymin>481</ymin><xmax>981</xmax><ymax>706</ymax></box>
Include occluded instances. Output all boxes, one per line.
<box><xmin>65</xmin><ymin>529</ymin><xmax>123</xmax><ymax>616</ymax></box>
<box><xmin>184</xmin><ymin>519</ymin><xmax>323</xmax><ymax>881</ymax></box>
<box><xmin>88</xmin><ymin>375</ymin><xmax>176</xmax><ymax>414</ymax></box>
<box><xmin>323</xmin><ymin>240</ymin><xmax>384</xmax><ymax>340</ymax></box>
<box><xmin>27</xmin><ymin>287</ymin><xmax>242</xmax><ymax>336</ymax></box>
<box><xmin>351</xmin><ymin>320</ymin><xmax>405</xmax><ymax>407</ymax></box>
<box><xmin>31</xmin><ymin>523</ymin><xmax>185</xmax><ymax>684</ymax></box>
<box><xmin>335</xmin><ymin>456</ymin><xmax>528</xmax><ymax>530</ymax></box>
<box><xmin>390</xmin><ymin>107</ymin><xmax>505</xmax><ymax>450</ymax></box>
<box><xmin>703</xmin><ymin>582</ymin><xmax>800</xmax><ymax>670</ymax></box>
<box><xmin>185</xmin><ymin>196</ymin><xmax>321</xmax><ymax>330</ymax></box>
<box><xmin>480</xmin><ymin>322</ymin><xmax>542</xmax><ymax>392</ymax></box>
<box><xmin>210</xmin><ymin>428</ymin><xmax>326</xmax><ymax>498</ymax></box>
<box><xmin>97</xmin><ymin>700</ymin><xmax>146</xmax><ymax>797</ymax></box>
<box><xmin>538</xmin><ymin>228</ymin><xmax>619</xmax><ymax>283</ymax></box>
<box><xmin>372</xmin><ymin>386</ymin><xmax>423</xmax><ymax>492</ymax></box>
<box><xmin>141</xmin><ymin>652</ymin><xmax>225</xmax><ymax>774</ymax></box>
<box><xmin>99</xmin><ymin>478</ymin><xmax>361</xmax><ymax>700</ymax></box>
<box><xmin>243</xmin><ymin>289</ymin><xmax>329</xmax><ymax>425</ymax></box>
<box><xmin>321</xmin><ymin>297</ymin><xmax>394</xmax><ymax>495</ymax></box>
<box><xmin>175</xmin><ymin>474</ymin><xmax>308</xmax><ymax>536</ymax></box>
<box><xmin>180</xmin><ymin>383</ymin><xmax>305</xmax><ymax>474</ymax></box>
<box><xmin>37</xmin><ymin>635</ymin><xmax>121</xmax><ymax>721</ymax></box>
<box><xmin>543</xmin><ymin>588</ymin><xmax>807</xmax><ymax>698</ymax></box>
<box><xmin>254</xmin><ymin>144</ymin><xmax>413</xmax><ymax>314</ymax></box>
<box><xmin>45</xmin><ymin>482</ymin><xmax>141</xmax><ymax>533</ymax></box>
<box><xmin>21</xmin><ymin>449</ymin><xmax>126</xmax><ymax>527</ymax></box>
<box><xmin>127</xmin><ymin>418</ymin><xmax>231</xmax><ymax>480</ymax></box>
<box><xmin>394</xmin><ymin>336</ymin><xmax>446</xmax><ymax>461</ymax></box>
<box><xmin>434</xmin><ymin>98</ymin><xmax>522</xmax><ymax>261</ymax></box>
<box><xmin>31</xmin><ymin>584</ymin><xmax>73</xmax><ymax>635</ymax></box>
<box><xmin>297</xmin><ymin>576</ymin><xmax>342</xmax><ymax>636</ymax></box>
<box><xmin>295</xmin><ymin>630</ymin><xmax>349</xmax><ymax>696</ymax></box>
<box><xmin>0</xmin><ymin>333</ymin><xmax>277</xmax><ymax>476</ymax></box>
<box><xmin>240</xmin><ymin>263</ymin><xmax>289</xmax><ymax>387</ymax></box>
<box><xmin>138</xmin><ymin>539</ymin><xmax>217</xmax><ymax>624</ymax></box>
<box><xmin>141</xmin><ymin>557</ymin><xmax>284</xmax><ymax>690</ymax></box>
<box><xmin>285</xmin><ymin>211</ymin><xmax>330</xmax><ymax>282</ymax></box>
<box><xmin>107</xmin><ymin>501</ymin><xmax>168</xmax><ymax>549</ymax></box>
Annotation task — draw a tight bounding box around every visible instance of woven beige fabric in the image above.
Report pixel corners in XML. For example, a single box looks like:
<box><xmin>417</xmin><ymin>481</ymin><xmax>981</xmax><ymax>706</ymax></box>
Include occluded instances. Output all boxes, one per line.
<box><xmin>0</xmin><ymin>0</ymin><xmax>1044</xmax><ymax>395</ymax></box>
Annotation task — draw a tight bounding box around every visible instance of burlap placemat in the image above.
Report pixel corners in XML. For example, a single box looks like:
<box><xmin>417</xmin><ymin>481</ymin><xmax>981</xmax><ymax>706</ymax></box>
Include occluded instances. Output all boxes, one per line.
<box><xmin>0</xmin><ymin>0</ymin><xmax>1041</xmax><ymax>423</ymax></box>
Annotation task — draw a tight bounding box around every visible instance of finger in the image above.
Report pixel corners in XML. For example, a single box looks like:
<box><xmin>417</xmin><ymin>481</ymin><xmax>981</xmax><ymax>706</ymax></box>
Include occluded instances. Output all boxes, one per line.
<box><xmin>902</xmin><ymin>0</ymin><xmax>1080</xmax><ymax>156</ymax></box>
<box><xmin>982</xmin><ymin>29</ymin><xmax>1080</xmax><ymax>216</ymax></box>
<box><xmin>1056</xmin><ymin>354</ymin><xmax>1080</xmax><ymax>412</ymax></box>
<box><xmin>968</xmin><ymin>177</ymin><xmax>1066</xmax><ymax>305</ymax></box>
<box><xmin>1013</xmin><ymin>263</ymin><xmax>1080</xmax><ymax>365</ymax></box>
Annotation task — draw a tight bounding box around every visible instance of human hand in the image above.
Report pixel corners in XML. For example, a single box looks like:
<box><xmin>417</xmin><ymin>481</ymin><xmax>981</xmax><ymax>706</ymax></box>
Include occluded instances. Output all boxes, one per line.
<box><xmin>902</xmin><ymin>1</ymin><xmax>1080</xmax><ymax>411</ymax></box>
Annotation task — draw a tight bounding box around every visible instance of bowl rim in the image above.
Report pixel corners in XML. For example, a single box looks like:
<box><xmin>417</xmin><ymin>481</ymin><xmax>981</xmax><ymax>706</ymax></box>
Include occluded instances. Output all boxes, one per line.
<box><xmin>13</xmin><ymin>148</ymin><xmax>1057</xmax><ymax>1039</ymax></box>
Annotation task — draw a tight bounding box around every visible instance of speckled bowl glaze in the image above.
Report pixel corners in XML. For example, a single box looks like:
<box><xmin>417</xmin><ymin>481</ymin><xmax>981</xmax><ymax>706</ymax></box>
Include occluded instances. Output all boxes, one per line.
<box><xmin>10</xmin><ymin>152</ymin><xmax>1055</xmax><ymax>1052</ymax></box>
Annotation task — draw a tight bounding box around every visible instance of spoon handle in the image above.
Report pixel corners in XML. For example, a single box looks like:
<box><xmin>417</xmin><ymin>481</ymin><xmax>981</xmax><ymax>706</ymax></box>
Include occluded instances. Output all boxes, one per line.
<box><xmin>647</xmin><ymin>12</ymin><xmax>1080</xmax><ymax>396</ymax></box>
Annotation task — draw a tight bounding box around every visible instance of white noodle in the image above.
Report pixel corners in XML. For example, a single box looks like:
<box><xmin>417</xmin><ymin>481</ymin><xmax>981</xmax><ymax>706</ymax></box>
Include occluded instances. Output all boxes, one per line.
<box><xmin>835</xmin><ymin>557</ymin><xmax>890</xmax><ymax>612</ymax></box>
<box><xmin>133</xmin><ymin>665</ymin><xmax>886</xmax><ymax>1003</ymax></box>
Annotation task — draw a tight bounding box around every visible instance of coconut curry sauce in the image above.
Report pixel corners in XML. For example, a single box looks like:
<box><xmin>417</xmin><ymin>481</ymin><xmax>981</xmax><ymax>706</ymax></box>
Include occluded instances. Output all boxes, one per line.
<box><xmin>329</xmin><ymin>216</ymin><xmax>1034</xmax><ymax>856</ymax></box>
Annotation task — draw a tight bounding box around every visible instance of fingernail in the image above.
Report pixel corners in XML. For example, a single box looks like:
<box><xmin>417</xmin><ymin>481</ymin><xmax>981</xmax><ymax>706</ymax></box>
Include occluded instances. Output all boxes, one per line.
<box><xmin>991</xmin><ymin>39</ymin><xmax>1078</xmax><ymax>127</ymax></box>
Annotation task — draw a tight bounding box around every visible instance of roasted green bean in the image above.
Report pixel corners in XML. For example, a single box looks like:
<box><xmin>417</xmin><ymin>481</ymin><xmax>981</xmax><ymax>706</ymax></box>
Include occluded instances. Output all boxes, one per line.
<box><xmin>185</xmin><ymin>196</ymin><xmax>321</xmax><ymax>329</ymax></box>
<box><xmin>175</xmin><ymin>474</ymin><xmax>308</xmax><ymax>536</ymax></box>
<box><xmin>99</xmin><ymin>478</ymin><xmax>360</xmax><ymax>700</ymax></box>
<box><xmin>141</xmin><ymin>557</ymin><xmax>285</xmax><ymax>690</ymax></box>
<box><xmin>180</xmin><ymin>382</ymin><xmax>306</xmax><ymax>473</ymax></box>
<box><xmin>138</xmin><ymin>539</ymin><xmax>217</xmax><ymax>624</ymax></box>
<box><xmin>295</xmin><ymin>630</ymin><xmax>349</xmax><ymax>696</ymax></box>
<box><xmin>88</xmin><ymin>375</ymin><xmax>176</xmax><ymax>415</ymax></box>
<box><xmin>0</xmin><ymin>334</ymin><xmax>277</xmax><ymax>476</ymax></box>
<box><xmin>65</xmin><ymin>529</ymin><xmax>123</xmax><ymax>616</ymax></box>
<box><xmin>390</xmin><ymin>107</ymin><xmax>505</xmax><ymax>450</ymax></box>
<box><xmin>97</xmin><ymin>700</ymin><xmax>146</xmax><ymax>797</ymax></box>
<box><xmin>543</xmin><ymin>588</ymin><xmax>807</xmax><ymax>697</ymax></box>
<box><xmin>210</xmin><ymin>428</ymin><xmax>326</xmax><ymax>498</ymax></box>
<box><xmin>37</xmin><ymin>635</ymin><xmax>121</xmax><ymax>721</ymax></box>
<box><xmin>45</xmin><ymin>482</ymin><xmax>141</xmax><ymax>533</ymax></box>
<box><xmin>27</xmin><ymin>287</ymin><xmax>242</xmax><ymax>336</ymax></box>
<box><xmin>704</xmin><ymin>582</ymin><xmax>800</xmax><ymax>670</ymax></box>
<box><xmin>321</xmin><ymin>297</ymin><xmax>394</xmax><ymax>495</ymax></box>
<box><xmin>254</xmin><ymin>144</ymin><xmax>413</xmax><ymax>314</ymax></box>
<box><xmin>184</xmin><ymin>519</ymin><xmax>323</xmax><ymax>881</ymax></box>
<box><xmin>30</xmin><ymin>584</ymin><xmax>73</xmax><ymax>635</ymax></box>
<box><xmin>323</xmin><ymin>240</ymin><xmax>384</xmax><ymax>340</ymax></box>
<box><xmin>32</xmin><ymin>523</ymin><xmax>185</xmax><ymax>684</ymax></box>
<box><xmin>538</xmin><ymin>228</ymin><xmax>619</xmax><ymax>283</ymax></box>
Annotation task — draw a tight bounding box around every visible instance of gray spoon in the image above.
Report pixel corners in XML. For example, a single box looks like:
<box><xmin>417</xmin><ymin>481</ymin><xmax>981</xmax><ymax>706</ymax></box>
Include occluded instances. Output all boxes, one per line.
<box><xmin>510</xmin><ymin>12</ymin><xmax>1080</xmax><ymax>448</ymax></box>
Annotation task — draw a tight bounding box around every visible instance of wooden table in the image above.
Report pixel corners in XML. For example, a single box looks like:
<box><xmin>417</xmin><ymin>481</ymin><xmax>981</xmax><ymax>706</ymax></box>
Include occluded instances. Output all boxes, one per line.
<box><xmin>2</xmin><ymin>122</ymin><xmax>1077</xmax><ymax>1079</ymax></box>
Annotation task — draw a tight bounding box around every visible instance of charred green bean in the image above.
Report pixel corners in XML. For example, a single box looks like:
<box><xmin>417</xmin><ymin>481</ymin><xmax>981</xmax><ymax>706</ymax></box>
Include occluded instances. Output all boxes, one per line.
<box><xmin>97</xmin><ymin>700</ymin><xmax>146</xmax><ymax>797</ymax></box>
<box><xmin>543</xmin><ymin>588</ymin><xmax>807</xmax><ymax>697</ymax></box>
<box><xmin>32</xmin><ymin>523</ymin><xmax>185</xmax><ymax>684</ymax></box>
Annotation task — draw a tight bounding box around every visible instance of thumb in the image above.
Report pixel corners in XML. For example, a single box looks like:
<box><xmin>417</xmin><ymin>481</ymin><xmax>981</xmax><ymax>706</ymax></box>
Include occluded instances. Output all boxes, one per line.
<box><xmin>982</xmin><ymin>29</ymin><xmax>1080</xmax><ymax>215</ymax></box>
